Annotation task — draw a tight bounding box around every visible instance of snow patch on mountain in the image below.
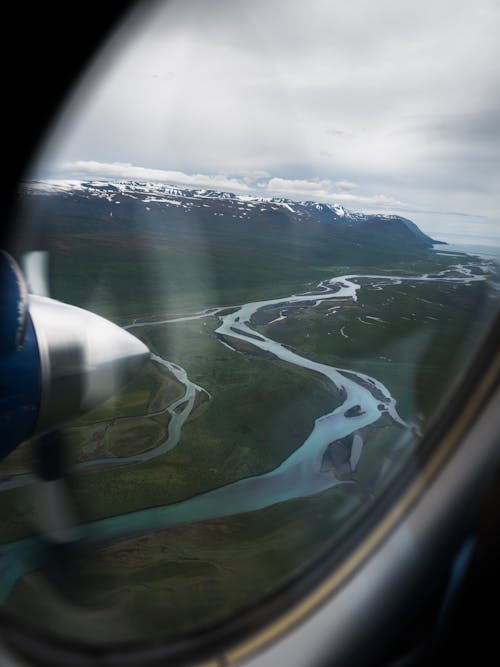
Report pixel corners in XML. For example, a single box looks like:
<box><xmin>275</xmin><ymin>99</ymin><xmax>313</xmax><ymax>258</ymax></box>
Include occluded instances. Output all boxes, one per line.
<box><xmin>20</xmin><ymin>179</ymin><xmax>437</xmax><ymax>245</ymax></box>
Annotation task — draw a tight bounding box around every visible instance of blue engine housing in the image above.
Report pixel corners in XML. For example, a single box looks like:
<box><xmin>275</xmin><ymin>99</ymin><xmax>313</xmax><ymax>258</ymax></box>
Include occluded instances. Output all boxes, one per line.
<box><xmin>0</xmin><ymin>251</ymin><xmax>41</xmax><ymax>459</ymax></box>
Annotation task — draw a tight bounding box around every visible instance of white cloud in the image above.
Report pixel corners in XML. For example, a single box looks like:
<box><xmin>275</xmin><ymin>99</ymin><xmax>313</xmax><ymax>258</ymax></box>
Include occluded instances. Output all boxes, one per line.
<box><xmin>240</xmin><ymin>169</ymin><xmax>272</xmax><ymax>184</ymax></box>
<box><xmin>265</xmin><ymin>177</ymin><xmax>333</xmax><ymax>196</ymax></box>
<box><xmin>33</xmin><ymin>0</ymin><xmax>500</xmax><ymax>234</ymax></box>
<box><xmin>333</xmin><ymin>192</ymin><xmax>404</xmax><ymax>209</ymax></box>
<box><xmin>61</xmin><ymin>161</ymin><xmax>251</xmax><ymax>192</ymax></box>
<box><xmin>58</xmin><ymin>161</ymin><xmax>405</xmax><ymax>212</ymax></box>
<box><xmin>264</xmin><ymin>176</ymin><xmax>402</xmax><ymax>210</ymax></box>
<box><xmin>54</xmin><ymin>159</ymin><xmax>500</xmax><ymax>237</ymax></box>
<box><xmin>334</xmin><ymin>180</ymin><xmax>358</xmax><ymax>192</ymax></box>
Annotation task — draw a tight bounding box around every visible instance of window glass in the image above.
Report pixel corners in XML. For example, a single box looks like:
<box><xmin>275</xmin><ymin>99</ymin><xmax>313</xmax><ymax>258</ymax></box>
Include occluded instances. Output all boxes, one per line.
<box><xmin>1</xmin><ymin>0</ymin><xmax>499</xmax><ymax>647</ymax></box>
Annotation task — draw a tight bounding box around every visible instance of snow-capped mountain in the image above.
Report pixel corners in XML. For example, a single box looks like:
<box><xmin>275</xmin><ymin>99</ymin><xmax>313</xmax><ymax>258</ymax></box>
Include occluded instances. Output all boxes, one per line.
<box><xmin>21</xmin><ymin>179</ymin><xmax>437</xmax><ymax>246</ymax></box>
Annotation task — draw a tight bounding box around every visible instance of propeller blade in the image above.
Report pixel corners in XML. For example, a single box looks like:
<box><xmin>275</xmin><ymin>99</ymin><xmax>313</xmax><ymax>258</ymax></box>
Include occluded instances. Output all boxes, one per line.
<box><xmin>21</xmin><ymin>250</ymin><xmax>50</xmax><ymax>297</ymax></box>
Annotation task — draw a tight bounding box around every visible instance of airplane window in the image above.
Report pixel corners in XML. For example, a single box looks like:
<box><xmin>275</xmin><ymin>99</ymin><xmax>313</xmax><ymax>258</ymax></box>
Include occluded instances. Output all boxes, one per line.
<box><xmin>1</xmin><ymin>0</ymin><xmax>499</xmax><ymax>664</ymax></box>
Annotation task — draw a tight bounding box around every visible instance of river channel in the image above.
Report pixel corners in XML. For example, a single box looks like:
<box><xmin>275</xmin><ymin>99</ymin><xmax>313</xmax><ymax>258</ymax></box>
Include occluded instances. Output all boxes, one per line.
<box><xmin>0</xmin><ymin>263</ymin><xmax>487</xmax><ymax>601</ymax></box>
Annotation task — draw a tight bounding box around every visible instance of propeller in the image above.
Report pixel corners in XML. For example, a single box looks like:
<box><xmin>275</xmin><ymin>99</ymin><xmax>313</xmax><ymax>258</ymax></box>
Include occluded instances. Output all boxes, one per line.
<box><xmin>0</xmin><ymin>248</ymin><xmax>150</xmax><ymax>599</ymax></box>
<box><xmin>1</xmin><ymin>249</ymin><xmax>149</xmax><ymax>455</ymax></box>
<box><xmin>22</xmin><ymin>249</ymin><xmax>50</xmax><ymax>297</ymax></box>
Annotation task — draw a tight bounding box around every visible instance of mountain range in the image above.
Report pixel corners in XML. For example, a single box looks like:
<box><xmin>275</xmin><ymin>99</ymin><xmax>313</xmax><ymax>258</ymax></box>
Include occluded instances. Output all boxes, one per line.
<box><xmin>12</xmin><ymin>179</ymin><xmax>448</xmax><ymax>318</ymax></box>
<box><xmin>22</xmin><ymin>180</ymin><xmax>437</xmax><ymax>247</ymax></box>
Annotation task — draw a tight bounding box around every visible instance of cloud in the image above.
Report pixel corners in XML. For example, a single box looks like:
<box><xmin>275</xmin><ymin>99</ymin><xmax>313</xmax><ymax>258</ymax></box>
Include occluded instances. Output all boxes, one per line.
<box><xmin>334</xmin><ymin>192</ymin><xmax>404</xmax><ymax>208</ymax></box>
<box><xmin>57</xmin><ymin>160</ymin><xmax>500</xmax><ymax>228</ymax></box>
<box><xmin>334</xmin><ymin>180</ymin><xmax>358</xmax><ymax>192</ymax></box>
<box><xmin>35</xmin><ymin>0</ymin><xmax>500</xmax><ymax>232</ymax></box>
<box><xmin>240</xmin><ymin>169</ymin><xmax>272</xmax><ymax>184</ymax></box>
<box><xmin>57</xmin><ymin>162</ymin><xmax>406</xmax><ymax>212</ymax></box>
<box><xmin>326</xmin><ymin>128</ymin><xmax>350</xmax><ymax>137</ymax></box>
<box><xmin>264</xmin><ymin>176</ymin><xmax>404</xmax><ymax>210</ymax></box>
<box><xmin>61</xmin><ymin>161</ymin><xmax>251</xmax><ymax>192</ymax></box>
<box><xmin>265</xmin><ymin>177</ymin><xmax>333</xmax><ymax>196</ymax></box>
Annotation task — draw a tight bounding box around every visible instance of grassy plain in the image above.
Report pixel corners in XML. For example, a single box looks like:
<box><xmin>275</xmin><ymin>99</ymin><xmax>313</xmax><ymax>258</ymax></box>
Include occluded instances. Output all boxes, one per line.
<box><xmin>255</xmin><ymin>279</ymin><xmax>492</xmax><ymax>424</ymax></box>
<box><xmin>0</xmin><ymin>314</ymin><xmax>343</xmax><ymax>543</ymax></box>
<box><xmin>2</xmin><ymin>195</ymin><xmax>498</xmax><ymax>641</ymax></box>
<box><xmin>24</xmin><ymin>195</ymin><xmax>464</xmax><ymax>324</ymax></box>
<box><xmin>70</xmin><ymin>318</ymin><xmax>341</xmax><ymax>525</ymax></box>
<box><xmin>7</xmin><ymin>484</ymin><xmax>363</xmax><ymax>643</ymax></box>
<box><xmin>0</xmin><ymin>273</ymin><xmax>489</xmax><ymax>564</ymax></box>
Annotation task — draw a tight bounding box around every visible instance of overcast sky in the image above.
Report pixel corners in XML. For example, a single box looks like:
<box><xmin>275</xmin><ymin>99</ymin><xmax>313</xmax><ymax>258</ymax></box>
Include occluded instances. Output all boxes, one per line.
<box><xmin>34</xmin><ymin>0</ymin><xmax>500</xmax><ymax>243</ymax></box>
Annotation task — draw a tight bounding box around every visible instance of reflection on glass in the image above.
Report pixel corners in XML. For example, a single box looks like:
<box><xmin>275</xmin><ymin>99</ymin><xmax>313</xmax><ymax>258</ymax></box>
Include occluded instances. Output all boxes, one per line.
<box><xmin>1</xmin><ymin>0</ymin><xmax>500</xmax><ymax>648</ymax></box>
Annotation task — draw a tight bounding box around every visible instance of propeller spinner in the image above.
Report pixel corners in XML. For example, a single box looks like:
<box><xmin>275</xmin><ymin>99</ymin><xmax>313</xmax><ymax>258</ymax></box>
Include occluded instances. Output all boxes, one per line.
<box><xmin>0</xmin><ymin>250</ymin><xmax>150</xmax><ymax>459</ymax></box>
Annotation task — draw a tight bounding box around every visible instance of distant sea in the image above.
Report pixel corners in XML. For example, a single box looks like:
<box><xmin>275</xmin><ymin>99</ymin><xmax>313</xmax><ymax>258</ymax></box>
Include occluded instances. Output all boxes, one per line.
<box><xmin>431</xmin><ymin>232</ymin><xmax>500</xmax><ymax>263</ymax></box>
